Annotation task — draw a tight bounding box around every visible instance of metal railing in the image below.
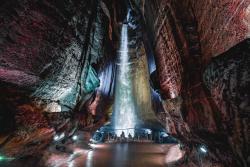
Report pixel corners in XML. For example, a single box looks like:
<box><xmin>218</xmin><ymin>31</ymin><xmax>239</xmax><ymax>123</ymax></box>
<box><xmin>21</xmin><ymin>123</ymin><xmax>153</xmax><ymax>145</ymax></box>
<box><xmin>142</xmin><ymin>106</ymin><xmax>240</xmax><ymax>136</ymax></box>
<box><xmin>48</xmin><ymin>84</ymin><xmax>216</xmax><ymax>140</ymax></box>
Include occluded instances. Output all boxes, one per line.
<box><xmin>92</xmin><ymin>127</ymin><xmax>166</xmax><ymax>143</ymax></box>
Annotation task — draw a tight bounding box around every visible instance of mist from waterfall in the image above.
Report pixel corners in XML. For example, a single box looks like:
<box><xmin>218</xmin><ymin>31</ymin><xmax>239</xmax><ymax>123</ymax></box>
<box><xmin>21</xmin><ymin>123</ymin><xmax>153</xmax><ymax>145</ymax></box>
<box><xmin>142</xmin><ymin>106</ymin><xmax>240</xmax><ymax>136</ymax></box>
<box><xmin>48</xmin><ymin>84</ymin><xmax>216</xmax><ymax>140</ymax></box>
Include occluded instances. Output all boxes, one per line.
<box><xmin>113</xmin><ymin>22</ymin><xmax>137</xmax><ymax>137</ymax></box>
<box><xmin>112</xmin><ymin>9</ymin><xmax>161</xmax><ymax>138</ymax></box>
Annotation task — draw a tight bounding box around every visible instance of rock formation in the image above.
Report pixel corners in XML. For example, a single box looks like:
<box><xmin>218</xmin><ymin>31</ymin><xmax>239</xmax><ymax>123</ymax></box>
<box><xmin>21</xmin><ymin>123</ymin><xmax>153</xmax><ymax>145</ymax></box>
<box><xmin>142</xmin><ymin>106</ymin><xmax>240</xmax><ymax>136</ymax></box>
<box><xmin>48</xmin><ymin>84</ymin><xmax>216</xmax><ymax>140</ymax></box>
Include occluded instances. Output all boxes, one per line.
<box><xmin>0</xmin><ymin>0</ymin><xmax>249</xmax><ymax>166</ymax></box>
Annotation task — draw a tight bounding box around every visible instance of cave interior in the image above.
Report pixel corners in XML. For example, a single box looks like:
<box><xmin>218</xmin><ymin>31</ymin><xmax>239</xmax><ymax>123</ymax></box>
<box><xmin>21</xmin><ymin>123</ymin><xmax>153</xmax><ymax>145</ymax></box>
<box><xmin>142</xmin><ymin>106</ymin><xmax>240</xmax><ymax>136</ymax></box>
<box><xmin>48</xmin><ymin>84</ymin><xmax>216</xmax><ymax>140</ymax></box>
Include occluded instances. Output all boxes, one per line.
<box><xmin>0</xmin><ymin>0</ymin><xmax>249</xmax><ymax>167</ymax></box>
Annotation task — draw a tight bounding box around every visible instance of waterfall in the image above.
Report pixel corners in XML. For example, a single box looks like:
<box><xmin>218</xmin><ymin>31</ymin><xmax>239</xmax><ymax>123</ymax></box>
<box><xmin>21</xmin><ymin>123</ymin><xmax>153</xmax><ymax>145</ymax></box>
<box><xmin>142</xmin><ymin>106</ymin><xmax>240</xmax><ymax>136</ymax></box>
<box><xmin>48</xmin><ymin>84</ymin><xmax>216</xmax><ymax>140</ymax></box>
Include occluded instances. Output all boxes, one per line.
<box><xmin>113</xmin><ymin>23</ymin><xmax>137</xmax><ymax>137</ymax></box>
<box><xmin>112</xmin><ymin>10</ymin><xmax>161</xmax><ymax>138</ymax></box>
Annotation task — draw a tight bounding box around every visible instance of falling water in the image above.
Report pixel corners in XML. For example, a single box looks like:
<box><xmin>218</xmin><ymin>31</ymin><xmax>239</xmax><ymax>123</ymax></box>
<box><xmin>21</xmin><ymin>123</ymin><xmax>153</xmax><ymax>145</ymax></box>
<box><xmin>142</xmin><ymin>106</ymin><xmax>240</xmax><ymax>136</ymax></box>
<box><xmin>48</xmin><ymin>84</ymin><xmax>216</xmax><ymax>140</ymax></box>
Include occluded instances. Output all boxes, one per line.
<box><xmin>112</xmin><ymin>10</ymin><xmax>161</xmax><ymax>138</ymax></box>
<box><xmin>113</xmin><ymin>23</ymin><xmax>137</xmax><ymax>137</ymax></box>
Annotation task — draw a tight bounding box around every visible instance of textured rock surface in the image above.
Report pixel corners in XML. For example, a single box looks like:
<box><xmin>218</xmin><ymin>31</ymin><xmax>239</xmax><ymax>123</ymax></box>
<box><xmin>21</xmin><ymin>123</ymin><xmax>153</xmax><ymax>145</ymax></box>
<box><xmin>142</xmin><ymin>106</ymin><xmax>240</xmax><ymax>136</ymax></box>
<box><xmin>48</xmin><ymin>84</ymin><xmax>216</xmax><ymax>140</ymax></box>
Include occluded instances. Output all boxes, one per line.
<box><xmin>204</xmin><ymin>39</ymin><xmax>250</xmax><ymax>167</ymax></box>
<box><xmin>0</xmin><ymin>0</ymin><xmax>110</xmax><ymax>111</ymax></box>
<box><xmin>0</xmin><ymin>0</ymin><xmax>113</xmax><ymax>157</ymax></box>
<box><xmin>143</xmin><ymin>0</ymin><xmax>250</xmax><ymax>166</ymax></box>
<box><xmin>0</xmin><ymin>0</ymin><xmax>249</xmax><ymax>166</ymax></box>
<box><xmin>189</xmin><ymin>0</ymin><xmax>250</xmax><ymax>61</ymax></box>
<box><xmin>144</xmin><ymin>0</ymin><xmax>183</xmax><ymax>99</ymax></box>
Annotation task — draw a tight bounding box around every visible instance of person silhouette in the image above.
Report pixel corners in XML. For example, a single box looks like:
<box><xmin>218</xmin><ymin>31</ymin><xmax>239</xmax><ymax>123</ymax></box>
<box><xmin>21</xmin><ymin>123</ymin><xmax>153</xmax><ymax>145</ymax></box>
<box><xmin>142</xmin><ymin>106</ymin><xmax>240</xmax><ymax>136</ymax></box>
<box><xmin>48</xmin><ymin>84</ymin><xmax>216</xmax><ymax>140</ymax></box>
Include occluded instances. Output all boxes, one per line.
<box><xmin>128</xmin><ymin>133</ymin><xmax>132</xmax><ymax>140</ymax></box>
<box><xmin>120</xmin><ymin>131</ymin><xmax>126</xmax><ymax>141</ymax></box>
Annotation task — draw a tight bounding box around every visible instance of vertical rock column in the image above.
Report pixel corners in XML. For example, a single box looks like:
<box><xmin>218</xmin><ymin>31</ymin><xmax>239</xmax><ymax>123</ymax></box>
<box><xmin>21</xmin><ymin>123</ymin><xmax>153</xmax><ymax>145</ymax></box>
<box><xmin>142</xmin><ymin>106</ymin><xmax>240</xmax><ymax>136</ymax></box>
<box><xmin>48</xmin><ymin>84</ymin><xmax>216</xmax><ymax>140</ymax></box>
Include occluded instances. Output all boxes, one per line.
<box><xmin>151</xmin><ymin>2</ymin><xmax>183</xmax><ymax>99</ymax></box>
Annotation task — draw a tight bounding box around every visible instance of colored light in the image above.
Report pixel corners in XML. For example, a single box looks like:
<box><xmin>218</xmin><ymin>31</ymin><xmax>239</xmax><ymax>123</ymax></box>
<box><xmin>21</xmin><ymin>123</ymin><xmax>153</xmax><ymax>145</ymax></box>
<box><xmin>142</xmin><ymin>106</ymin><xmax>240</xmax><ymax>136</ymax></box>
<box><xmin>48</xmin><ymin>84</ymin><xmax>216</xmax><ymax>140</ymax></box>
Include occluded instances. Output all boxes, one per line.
<box><xmin>0</xmin><ymin>155</ymin><xmax>15</xmax><ymax>161</ymax></box>
<box><xmin>199</xmin><ymin>145</ymin><xmax>208</xmax><ymax>153</ymax></box>
<box><xmin>53</xmin><ymin>133</ymin><xmax>65</xmax><ymax>141</ymax></box>
<box><xmin>60</xmin><ymin>133</ymin><xmax>65</xmax><ymax>139</ymax></box>
<box><xmin>161</xmin><ymin>132</ymin><xmax>168</xmax><ymax>137</ymax></box>
<box><xmin>53</xmin><ymin>135</ymin><xmax>59</xmax><ymax>141</ymax></box>
<box><xmin>72</xmin><ymin>135</ymin><xmax>78</xmax><ymax>141</ymax></box>
<box><xmin>145</xmin><ymin>129</ymin><xmax>152</xmax><ymax>134</ymax></box>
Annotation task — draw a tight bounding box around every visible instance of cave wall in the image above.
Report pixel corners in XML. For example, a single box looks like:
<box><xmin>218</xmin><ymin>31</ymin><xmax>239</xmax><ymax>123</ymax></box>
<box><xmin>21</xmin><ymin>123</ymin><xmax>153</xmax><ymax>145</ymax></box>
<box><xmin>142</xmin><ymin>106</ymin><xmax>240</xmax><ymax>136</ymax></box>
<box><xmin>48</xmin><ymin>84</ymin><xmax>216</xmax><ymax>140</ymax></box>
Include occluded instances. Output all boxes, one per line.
<box><xmin>143</xmin><ymin>0</ymin><xmax>250</xmax><ymax>166</ymax></box>
<box><xmin>0</xmin><ymin>0</ymin><xmax>114</xmax><ymax>135</ymax></box>
<box><xmin>0</xmin><ymin>0</ymin><xmax>136</xmax><ymax>134</ymax></box>
<box><xmin>0</xmin><ymin>0</ymin><xmax>107</xmax><ymax>109</ymax></box>
<box><xmin>144</xmin><ymin>0</ymin><xmax>183</xmax><ymax>99</ymax></box>
<box><xmin>144</xmin><ymin>0</ymin><xmax>199</xmax><ymax>137</ymax></box>
<box><xmin>203</xmin><ymin>39</ymin><xmax>250</xmax><ymax>167</ymax></box>
<box><xmin>0</xmin><ymin>0</ymin><xmax>249</xmax><ymax>165</ymax></box>
<box><xmin>0</xmin><ymin>0</ymin><xmax>117</xmax><ymax>158</ymax></box>
<box><xmin>189</xmin><ymin>0</ymin><xmax>250</xmax><ymax>62</ymax></box>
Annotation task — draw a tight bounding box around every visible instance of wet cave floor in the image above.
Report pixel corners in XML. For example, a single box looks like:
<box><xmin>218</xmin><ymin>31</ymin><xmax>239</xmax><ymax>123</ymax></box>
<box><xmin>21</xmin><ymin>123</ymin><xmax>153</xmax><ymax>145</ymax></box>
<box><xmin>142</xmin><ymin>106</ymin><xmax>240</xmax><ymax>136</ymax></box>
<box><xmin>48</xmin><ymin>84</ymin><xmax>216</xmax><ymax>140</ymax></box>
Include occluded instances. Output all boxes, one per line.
<box><xmin>1</xmin><ymin>142</ymin><xmax>183</xmax><ymax>167</ymax></box>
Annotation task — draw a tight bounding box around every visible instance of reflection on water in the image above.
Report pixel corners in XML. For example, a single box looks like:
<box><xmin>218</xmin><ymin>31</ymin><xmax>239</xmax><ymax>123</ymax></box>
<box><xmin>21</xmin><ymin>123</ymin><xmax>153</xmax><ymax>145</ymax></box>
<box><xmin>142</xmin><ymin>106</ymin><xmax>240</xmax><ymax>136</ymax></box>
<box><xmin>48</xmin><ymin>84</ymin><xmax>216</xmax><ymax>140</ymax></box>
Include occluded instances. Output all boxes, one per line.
<box><xmin>86</xmin><ymin>150</ymin><xmax>93</xmax><ymax>167</ymax></box>
<box><xmin>5</xmin><ymin>143</ymin><xmax>184</xmax><ymax>167</ymax></box>
<box><xmin>83</xmin><ymin>143</ymin><xmax>177</xmax><ymax>167</ymax></box>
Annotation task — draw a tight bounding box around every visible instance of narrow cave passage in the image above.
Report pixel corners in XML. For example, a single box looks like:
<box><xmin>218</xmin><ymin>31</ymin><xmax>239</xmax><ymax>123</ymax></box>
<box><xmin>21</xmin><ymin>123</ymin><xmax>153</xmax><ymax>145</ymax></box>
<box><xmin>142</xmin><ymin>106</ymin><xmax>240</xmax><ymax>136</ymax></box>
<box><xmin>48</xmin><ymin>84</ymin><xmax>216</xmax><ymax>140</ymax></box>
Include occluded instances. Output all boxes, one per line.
<box><xmin>0</xmin><ymin>0</ymin><xmax>249</xmax><ymax>167</ymax></box>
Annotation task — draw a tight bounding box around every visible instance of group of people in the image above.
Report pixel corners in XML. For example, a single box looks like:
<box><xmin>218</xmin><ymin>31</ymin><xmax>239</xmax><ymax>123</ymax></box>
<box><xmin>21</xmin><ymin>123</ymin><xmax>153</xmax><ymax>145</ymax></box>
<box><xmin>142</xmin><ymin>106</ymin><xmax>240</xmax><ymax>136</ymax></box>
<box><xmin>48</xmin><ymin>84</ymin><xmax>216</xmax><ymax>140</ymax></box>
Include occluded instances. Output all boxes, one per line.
<box><xmin>105</xmin><ymin>131</ymin><xmax>152</xmax><ymax>142</ymax></box>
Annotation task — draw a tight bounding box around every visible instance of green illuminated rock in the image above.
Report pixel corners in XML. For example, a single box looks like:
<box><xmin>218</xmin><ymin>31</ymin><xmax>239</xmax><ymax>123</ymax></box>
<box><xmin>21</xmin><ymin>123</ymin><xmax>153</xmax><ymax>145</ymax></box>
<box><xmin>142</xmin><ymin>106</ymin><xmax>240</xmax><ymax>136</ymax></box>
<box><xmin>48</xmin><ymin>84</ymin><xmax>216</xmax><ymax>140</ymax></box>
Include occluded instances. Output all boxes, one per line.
<box><xmin>84</xmin><ymin>66</ymin><xmax>100</xmax><ymax>93</ymax></box>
